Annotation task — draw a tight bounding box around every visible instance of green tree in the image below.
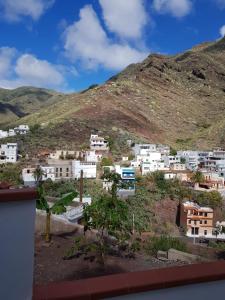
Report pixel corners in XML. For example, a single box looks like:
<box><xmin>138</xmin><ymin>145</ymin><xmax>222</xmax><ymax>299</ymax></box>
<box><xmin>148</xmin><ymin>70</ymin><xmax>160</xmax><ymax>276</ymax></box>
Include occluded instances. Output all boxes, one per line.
<box><xmin>0</xmin><ymin>163</ymin><xmax>22</xmax><ymax>185</ymax></box>
<box><xmin>102</xmin><ymin>172</ymin><xmax>123</xmax><ymax>199</ymax></box>
<box><xmin>83</xmin><ymin>193</ymin><xmax>131</xmax><ymax>264</ymax></box>
<box><xmin>191</xmin><ymin>171</ymin><xmax>204</xmax><ymax>185</ymax></box>
<box><xmin>170</xmin><ymin>148</ymin><xmax>177</xmax><ymax>156</ymax></box>
<box><xmin>37</xmin><ymin>185</ymin><xmax>77</xmax><ymax>242</ymax></box>
<box><xmin>180</xmin><ymin>157</ymin><xmax>186</xmax><ymax>164</ymax></box>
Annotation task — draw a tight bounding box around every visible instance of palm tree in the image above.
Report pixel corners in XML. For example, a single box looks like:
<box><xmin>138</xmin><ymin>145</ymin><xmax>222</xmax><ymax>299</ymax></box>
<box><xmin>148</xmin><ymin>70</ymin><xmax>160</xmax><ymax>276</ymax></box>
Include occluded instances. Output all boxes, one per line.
<box><xmin>33</xmin><ymin>165</ymin><xmax>45</xmax><ymax>186</ymax></box>
<box><xmin>37</xmin><ymin>185</ymin><xmax>77</xmax><ymax>242</ymax></box>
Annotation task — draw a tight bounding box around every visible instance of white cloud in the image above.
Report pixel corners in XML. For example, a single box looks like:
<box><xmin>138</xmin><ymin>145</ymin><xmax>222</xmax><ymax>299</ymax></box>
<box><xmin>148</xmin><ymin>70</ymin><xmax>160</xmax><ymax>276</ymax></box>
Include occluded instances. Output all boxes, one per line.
<box><xmin>63</xmin><ymin>5</ymin><xmax>147</xmax><ymax>71</ymax></box>
<box><xmin>153</xmin><ymin>0</ymin><xmax>192</xmax><ymax>18</ymax></box>
<box><xmin>216</xmin><ymin>0</ymin><xmax>225</xmax><ymax>8</ymax></box>
<box><xmin>15</xmin><ymin>54</ymin><xmax>64</xmax><ymax>87</ymax></box>
<box><xmin>0</xmin><ymin>0</ymin><xmax>54</xmax><ymax>22</ymax></box>
<box><xmin>0</xmin><ymin>47</ymin><xmax>16</xmax><ymax>78</ymax></box>
<box><xmin>99</xmin><ymin>0</ymin><xmax>148</xmax><ymax>39</ymax></box>
<box><xmin>220</xmin><ymin>25</ymin><xmax>225</xmax><ymax>37</ymax></box>
<box><xmin>0</xmin><ymin>47</ymin><xmax>66</xmax><ymax>90</ymax></box>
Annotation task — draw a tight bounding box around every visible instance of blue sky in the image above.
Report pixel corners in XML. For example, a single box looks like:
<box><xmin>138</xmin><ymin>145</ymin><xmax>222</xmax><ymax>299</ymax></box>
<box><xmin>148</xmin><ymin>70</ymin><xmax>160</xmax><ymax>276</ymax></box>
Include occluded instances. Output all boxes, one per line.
<box><xmin>0</xmin><ymin>0</ymin><xmax>224</xmax><ymax>92</ymax></box>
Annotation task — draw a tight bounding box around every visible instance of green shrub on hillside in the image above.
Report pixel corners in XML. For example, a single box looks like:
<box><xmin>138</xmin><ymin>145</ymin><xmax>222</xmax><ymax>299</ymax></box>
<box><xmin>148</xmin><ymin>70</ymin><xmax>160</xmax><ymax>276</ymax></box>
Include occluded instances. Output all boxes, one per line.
<box><xmin>145</xmin><ymin>236</ymin><xmax>187</xmax><ymax>256</ymax></box>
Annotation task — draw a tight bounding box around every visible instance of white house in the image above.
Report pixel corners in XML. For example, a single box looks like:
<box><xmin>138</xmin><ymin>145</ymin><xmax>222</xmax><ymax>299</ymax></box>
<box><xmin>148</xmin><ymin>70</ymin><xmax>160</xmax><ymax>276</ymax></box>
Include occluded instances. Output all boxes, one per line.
<box><xmin>90</xmin><ymin>134</ymin><xmax>109</xmax><ymax>151</ymax></box>
<box><xmin>0</xmin><ymin>143</ymin><xmax>18</xmax><ymax>164</ymax></box>
<box><xmin>133</xmin><ymin>144</ymin><xmax>157</xmax><ymax>156</ymax></box>
<box><xmin>8</xmin><ymin>129</ymin><xmax>16</xmax><ymax>137</ymax></box>
<box><xmin>14</xmin><ymin>125</ymin><xmax>29</xmax><ymax>135</ymax></box>
<box><xmin>141</xmin><ymin>161</ymin><xmax>168</xmax><ymax>175</ymax></box>
<box><xmin>0</xmin><ymin>130</ymin><xmax>8</xmax><ymax>139</ymax></box>
<box><xmin>85</xmin><ymin>150</ymin><xmax>102</xmax><ymax>162</ymax></box>
<box><xmin>72</xmin><ymin>160</ymin><xmax>97</xmax><ymax>179</ymax></box>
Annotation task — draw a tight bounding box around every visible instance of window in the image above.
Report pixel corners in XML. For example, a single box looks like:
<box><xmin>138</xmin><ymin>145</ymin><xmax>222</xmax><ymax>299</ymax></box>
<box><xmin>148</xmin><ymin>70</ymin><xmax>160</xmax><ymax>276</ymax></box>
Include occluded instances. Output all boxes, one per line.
<box><xmin>204</xmin><ymin>213</ymin><xmax>207</xmax><ymax>217</ymax></box>
<box><xmin>204</xmin><ymin>230</ymin><xmax>207</xmax><ymax>236</ymax></box>
<box><xmin>199</xmin><ymin>212</ymin><xmax>203</xmax><ymax>216</ymax></box>
<box><xmin>194</xmin><ymin>220</ymin><xmax>197</xmax><ymax>225</ymax></box>
<box><xmin>60</xmin><ymin>168</ymin><xmax>62</xmax><ymax>172</ymax></box>
<box><xmin>204</xmin><ymin>220</ymin><xmax>207</xmax><ymax>224</ymax></box>
<box><xmin>200</xmin><ymin>220</ymin><xmax>202</xmax><ymax>224</ymax></box>
<box><xmin>188</xmin><ymin>219</ymin><xmax>191</xmax><ymax>224</ymax></box>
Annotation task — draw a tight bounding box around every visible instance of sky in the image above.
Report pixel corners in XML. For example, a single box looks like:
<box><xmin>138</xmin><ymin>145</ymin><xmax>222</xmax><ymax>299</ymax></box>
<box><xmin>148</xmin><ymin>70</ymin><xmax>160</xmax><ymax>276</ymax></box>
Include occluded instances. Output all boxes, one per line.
<box><xmin>0</xmin><ymin>0</ymin><xmax>225</xmax><ymax>92</ymax></box>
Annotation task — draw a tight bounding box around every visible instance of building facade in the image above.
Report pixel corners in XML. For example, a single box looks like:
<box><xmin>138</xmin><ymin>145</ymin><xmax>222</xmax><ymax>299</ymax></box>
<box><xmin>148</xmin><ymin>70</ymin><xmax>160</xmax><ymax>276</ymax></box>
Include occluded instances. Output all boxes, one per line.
<box><xmin>0</xmin><ymin>143</ymin><xmax>18</xmax><ymax>164</ymax></box>
<box><xmin>180</xmin><ymin>201</ymin><xmax>214</xmax><ymax>238</ymax></box>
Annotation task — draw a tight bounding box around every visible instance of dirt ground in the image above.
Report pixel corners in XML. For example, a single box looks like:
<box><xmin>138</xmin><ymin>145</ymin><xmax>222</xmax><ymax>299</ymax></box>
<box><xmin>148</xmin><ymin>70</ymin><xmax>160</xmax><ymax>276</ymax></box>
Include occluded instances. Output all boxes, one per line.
<box><xmin>34</xmin><ymin>232</ymin><xmax>185</xmax><ymax>285</ymax></box>
<box><xmin>34</xmin><ymin>232</ymin><xmax>222</xmax><ymax>285</ymax></box>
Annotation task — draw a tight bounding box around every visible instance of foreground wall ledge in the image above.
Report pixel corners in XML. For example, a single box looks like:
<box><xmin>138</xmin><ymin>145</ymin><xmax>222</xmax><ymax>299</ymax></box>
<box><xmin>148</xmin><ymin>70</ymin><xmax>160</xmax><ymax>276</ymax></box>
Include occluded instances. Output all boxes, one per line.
<box><xmin>33</xmin><ymin>260</ymin><xmax>225</xmax><ymax>300</ymax></box>
<box><xmin>0</xmin><ymin>188</ymin><xmax>37</xmax><ymax>202</ymax></box>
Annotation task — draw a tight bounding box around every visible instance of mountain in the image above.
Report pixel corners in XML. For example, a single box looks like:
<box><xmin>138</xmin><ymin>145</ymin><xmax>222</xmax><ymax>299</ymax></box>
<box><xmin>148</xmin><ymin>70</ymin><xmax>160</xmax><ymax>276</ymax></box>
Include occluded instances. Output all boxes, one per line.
<box><xmin>0</xmin><ymin>87</ymin><xmax>63</xmax><ymax>126</ymax></box>
<box><xmin>1</xmin><ymin>37</ymin><xmax>225</xmax><ymax>153</ymax></box>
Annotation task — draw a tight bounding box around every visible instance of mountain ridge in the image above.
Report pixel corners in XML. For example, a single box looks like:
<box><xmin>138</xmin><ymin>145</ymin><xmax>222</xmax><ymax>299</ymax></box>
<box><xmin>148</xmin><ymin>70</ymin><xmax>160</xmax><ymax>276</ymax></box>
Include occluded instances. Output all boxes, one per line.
<box><xmin>1</xmin><ymin>37</ymin><xmax>225</xmax><ymax>153</ymax></box>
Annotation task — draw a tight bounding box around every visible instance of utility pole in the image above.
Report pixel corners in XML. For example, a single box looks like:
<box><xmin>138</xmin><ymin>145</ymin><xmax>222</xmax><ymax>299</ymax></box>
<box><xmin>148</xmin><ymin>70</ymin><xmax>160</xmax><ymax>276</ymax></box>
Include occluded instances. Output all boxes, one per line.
<box><xmin>79</xmin><ymin>169</ymin><xmax>83</xmax><ymax>203</ymax></box>
<box><xmin>132</xmin><ymin>213</ymin><xmax>135</xmax><ymax>235</ymax></box>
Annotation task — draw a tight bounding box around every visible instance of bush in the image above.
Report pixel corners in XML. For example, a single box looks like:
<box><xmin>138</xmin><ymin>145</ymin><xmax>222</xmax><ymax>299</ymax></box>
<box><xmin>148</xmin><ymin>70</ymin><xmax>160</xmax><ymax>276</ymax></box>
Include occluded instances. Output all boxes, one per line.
<box><xmin>196</xmin><ymin>191</ymin><xmax>223</xmax><ymax>208</ymax></box>
<box><xmin>101</xmin><ymin>157</ymin><xmax>113</xmax><ymax>167</ymax></box>
<box><xmin>145</xmin><ymin>236</ymin><xmax>187</xmax><ymax>256</ymax></box>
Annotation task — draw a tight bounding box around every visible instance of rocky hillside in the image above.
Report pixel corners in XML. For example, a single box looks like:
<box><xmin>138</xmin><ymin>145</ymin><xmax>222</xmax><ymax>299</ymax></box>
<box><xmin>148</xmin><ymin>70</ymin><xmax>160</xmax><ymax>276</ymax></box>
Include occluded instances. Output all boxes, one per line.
<box><xmin>1</xmin><ymin>37</ymin><xmax>225</xmax><ymax>152</ymax></box>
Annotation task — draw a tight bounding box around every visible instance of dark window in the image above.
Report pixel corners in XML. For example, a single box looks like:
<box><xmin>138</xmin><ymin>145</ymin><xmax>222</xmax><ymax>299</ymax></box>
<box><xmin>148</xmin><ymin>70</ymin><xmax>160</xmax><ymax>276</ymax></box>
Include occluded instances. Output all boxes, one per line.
<box><xmin>204</xmin><ymin>220</ymin><xmax>207</xmax><ymax>224</ymax></box>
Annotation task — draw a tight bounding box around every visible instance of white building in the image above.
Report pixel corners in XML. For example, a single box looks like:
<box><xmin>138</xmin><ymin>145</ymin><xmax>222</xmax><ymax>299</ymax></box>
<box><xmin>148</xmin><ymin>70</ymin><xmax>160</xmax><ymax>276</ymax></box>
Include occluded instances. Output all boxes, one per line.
<box><xmin>72</xmin><ymin>160</ymin><xmax>97</xmax><ymax>179</ymax></box>
<box><xmin>177</xmin><ymin>151</ymin><xmax>199</xmax><ymax>171</ymax></box>
<box><xmin>90</xmin><ymin>134</ymin><xmax>109</xmax><ymax>151</ymax></box>
<box><xmin>164</xmin><ymin>155</ymin><xmax>181</xmax><ymax>167</ymax></box>
<box><xmin>14</xmin><ymin>125</ymin><xmax>29</xmax><ymax>135</ymax></box>
<box><xmin>0</xmin><ymin>143</ymin><xmax>18</xmax><ymax>164</ymax></box>
<box><xmin>133</xmin><ymin>144</ymin><xmax>157</xmax><ymax>156</ymax></box>
<box><xmin>8</xmin><ymin>129</ymin><xmax>16</xmax><ymax>137</ymax></box>
<box><xmin>141</xmin><ymin>161</ymin><xmax>168</xmax><ymax>175</ymax></box>
<box><xmin>85</xmin><ymin>150</ymin><xmax>102</xmax><ymax>162</ymax></box>
<box><xmin>0</xmin><ymin>130</ymin><xmax>9</xmax><ymax>139</ymax></box>
<box><xmin>22</xmin><ymin>166</ymin><xmax>56</xmax><ymax>187</ymax></box>
<box><xmin>156</xmin><ymin>144</ymin><xmax>170</xmax><ymax>155</ymax></box>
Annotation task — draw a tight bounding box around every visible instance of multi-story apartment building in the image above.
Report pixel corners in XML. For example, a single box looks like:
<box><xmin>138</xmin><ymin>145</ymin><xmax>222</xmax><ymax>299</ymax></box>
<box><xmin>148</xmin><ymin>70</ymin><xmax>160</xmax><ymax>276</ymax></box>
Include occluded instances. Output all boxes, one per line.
<box><xmin>90</xmin><ymin>134</ymin><xmax>109</xmax><ymax>151</ymax></box>
<box><xmin>164</xmin><ymin>155</ymin><xmax>181</xmax><ymax>167</ymax></box>
<box><xmin>180</xmin><ymin>201</ymin><xmax>214</xmax><ymax>238</ymax></box>
<box><xmin>133</xmin><ymin>144</ymin><xmax>157</xmax><ymax>156</ymax></box>
<box><xmin>0</xmin><ymin>143</ymin><xmax>18</xmax><ymax>164</ymax></box>
<box><xmin>177</xmin><ymin>151</ymin><xmax>200</xmax><ymax>171</ymax></box>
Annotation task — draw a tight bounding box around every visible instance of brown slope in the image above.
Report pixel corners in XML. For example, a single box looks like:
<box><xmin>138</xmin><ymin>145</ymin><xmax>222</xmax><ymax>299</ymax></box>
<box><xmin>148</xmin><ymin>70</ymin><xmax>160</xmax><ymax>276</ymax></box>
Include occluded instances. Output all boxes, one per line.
<box><xmin>6</xmin><ymin>37</ymin><xmax>225</xmax><ymax>153</ymax></box>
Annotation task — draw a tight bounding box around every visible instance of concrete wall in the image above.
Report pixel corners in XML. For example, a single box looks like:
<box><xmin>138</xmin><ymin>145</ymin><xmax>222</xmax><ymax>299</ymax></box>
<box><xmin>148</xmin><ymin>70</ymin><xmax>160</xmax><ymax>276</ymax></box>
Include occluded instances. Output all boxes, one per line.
<box><xmin>0</xmin><ymin>200</ymin><xmax>36</xmax><ymax>300</ymax></box>
<box><xmin>35</xmin><ymin>211</ymin><xmax>81</xmax><ymax>235</ymax></box>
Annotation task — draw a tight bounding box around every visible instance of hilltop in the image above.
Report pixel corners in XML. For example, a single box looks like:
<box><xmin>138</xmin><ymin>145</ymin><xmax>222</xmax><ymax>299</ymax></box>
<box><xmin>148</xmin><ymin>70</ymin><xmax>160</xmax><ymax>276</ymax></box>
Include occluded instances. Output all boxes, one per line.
<box><xmin>1</xmin><ymin>37</ymin><xmax>225</xmax><ymax>153</ymax></box>
<box><xmin>0</xmin><ymin>86</ymin><xmax>63</xmax><ymax>127</ymax></box>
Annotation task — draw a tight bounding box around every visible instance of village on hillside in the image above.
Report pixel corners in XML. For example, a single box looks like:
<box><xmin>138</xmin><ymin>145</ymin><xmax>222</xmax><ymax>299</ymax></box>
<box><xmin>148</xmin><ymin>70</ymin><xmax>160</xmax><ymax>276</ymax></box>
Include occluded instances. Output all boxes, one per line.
<box><xmin>2</xmin><ymin>129</ymin><xmax>225</xmax><ymax>243</ymax></box>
